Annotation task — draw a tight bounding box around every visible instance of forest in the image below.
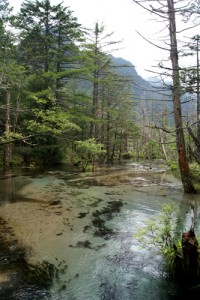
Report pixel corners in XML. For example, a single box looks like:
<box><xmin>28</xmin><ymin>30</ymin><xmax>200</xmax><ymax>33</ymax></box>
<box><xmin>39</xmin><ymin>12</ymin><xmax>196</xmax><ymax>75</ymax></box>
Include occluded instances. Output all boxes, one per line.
<box><xmin>0</xmin><ymin>0</ymin><xmax>200</xmax><ymax>193</ymax></box>
<box><xmin>1</xmin><ymin>1</ymin><xmax>200</xmax><ymax>298</ymax></box>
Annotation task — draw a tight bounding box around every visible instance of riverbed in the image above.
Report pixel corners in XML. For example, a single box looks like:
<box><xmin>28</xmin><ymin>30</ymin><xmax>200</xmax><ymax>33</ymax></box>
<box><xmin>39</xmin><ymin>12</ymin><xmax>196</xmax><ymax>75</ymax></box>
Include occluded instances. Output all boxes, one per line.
<box><xmin>0</xmin><ymin>161</ymin><xmax>199</xmax><ymax>299</ymax></box>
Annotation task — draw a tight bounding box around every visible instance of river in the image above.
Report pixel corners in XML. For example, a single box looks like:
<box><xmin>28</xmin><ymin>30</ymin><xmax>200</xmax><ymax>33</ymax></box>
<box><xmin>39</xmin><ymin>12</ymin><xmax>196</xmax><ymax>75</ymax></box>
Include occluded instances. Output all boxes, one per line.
<box><xmin>0</xmin><ymin>161</ymin><xmax>199</xmax><ymax>299</ymax></box>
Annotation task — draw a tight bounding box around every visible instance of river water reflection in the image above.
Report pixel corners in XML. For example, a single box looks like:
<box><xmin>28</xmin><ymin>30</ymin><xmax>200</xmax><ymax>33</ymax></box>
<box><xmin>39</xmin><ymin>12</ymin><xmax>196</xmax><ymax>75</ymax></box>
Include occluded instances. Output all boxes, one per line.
<box><xmin>0</xmin><ymin>162</ymin><xmax>200</xmax><ymax>299</ymax></box>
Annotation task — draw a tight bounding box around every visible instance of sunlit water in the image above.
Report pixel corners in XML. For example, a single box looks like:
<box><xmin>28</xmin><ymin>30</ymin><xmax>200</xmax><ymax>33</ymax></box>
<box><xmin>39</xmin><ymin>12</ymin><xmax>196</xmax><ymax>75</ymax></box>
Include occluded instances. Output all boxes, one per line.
<box><xmin>0</xmin><ymin>162</ymin><xmax>200</xmax><ymax>299</ymax></box>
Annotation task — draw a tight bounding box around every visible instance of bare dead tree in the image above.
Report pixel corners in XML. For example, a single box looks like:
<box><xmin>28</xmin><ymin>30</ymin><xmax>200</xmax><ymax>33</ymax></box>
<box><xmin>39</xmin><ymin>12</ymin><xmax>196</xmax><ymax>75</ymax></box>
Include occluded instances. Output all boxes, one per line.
<box><xmin>132</xmin><ymin>0</ymin><xmax>196</xmax><ymax>193</ymax></box>
<box><xmin>167</xmin><ymin>0</ymin><xmax>195</xmax><ymax>192</ymax></box>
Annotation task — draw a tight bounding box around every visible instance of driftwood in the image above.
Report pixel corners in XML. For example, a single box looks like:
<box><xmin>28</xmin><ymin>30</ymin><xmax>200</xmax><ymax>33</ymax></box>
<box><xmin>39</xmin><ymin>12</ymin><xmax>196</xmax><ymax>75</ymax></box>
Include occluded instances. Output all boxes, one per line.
<box><xmin>181</xmin><ymin>203</ymin><xmax>199</xmax><ymax>284</ymax></box>
<box><xmin>182</xmin><ymin>229</ymin><xmax>199</xmax><ymax>282</ymax></box>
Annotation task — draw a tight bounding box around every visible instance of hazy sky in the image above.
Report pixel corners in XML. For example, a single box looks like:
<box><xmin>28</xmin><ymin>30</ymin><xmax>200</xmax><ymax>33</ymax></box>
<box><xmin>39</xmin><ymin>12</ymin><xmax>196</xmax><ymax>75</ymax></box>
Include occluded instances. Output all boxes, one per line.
<box><xmin>8</xmin><ymin>0</ymin><xmax>197</xmax><ymax>79</ymax></box>
<box><xmin>65</xmin><ymin>0</ymin><xmax>165</xmax><ymax>78</ymax></box>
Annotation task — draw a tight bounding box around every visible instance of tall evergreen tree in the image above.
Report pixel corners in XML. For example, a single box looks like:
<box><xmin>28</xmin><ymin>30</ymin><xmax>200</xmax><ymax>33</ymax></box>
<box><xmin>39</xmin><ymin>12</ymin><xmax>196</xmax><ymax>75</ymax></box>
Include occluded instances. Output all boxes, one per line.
<box><xmin>10</xmin><ymin>0</ymin><xmax>84</xmax><ymax>164</ymax></box>
<box><xmin>0</xmin><ymin>0</ymin><xmax>27</xmax><ymax>174</ymax></box>
<box><xmin>82</xmin><ymin>22</ymin><xmax>120</xmax><ymax>140</ymax></box>
<box><xmin>12</xmin><ymin>0</ymin><xmax>83</xmax><ymax>83</ymax></box>
<box><xmin>79</xmin><ymin>23</ymin><xmax>138</xmax><ymax>161</ymax></box>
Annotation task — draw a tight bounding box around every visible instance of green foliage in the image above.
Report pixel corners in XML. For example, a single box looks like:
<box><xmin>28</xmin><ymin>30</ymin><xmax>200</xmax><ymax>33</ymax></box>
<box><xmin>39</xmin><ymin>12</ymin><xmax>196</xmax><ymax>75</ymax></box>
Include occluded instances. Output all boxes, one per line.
<box><xmin>143</xmin><ymin>140</ymin><xmax>161</xmax><ymax>159</ymax></box>
<box><xmin>0</xmin><ymin>0</ymin><xmax>182</xmax><ymax>171</ymax></box>
<box><xmin>25</xmin><ymin>89</ymin><xmax>80</xmax><ymax>135</ymax></box>
<box><xmin>189</xmin><ymin>163</ymin><xmax>200</xmax><ymax>192</ymax></box>
<box><xmin>12</xmin><ymin>0</ymin><xmax>83</xmax><ymax>79</ymax></box>
<box><xmin>0</xmin><ymin>3</ymin><xmax>141</xmax><ymax>170</ymax></box>
<box><xmin>193</xmin><ymin>182</ymin><xmax>200</xmax><ymax>192</ymax></box>
<box><xmin>0</xmin><ymin>132</ymin><xmax>23</xmax><ymax>144</ymax></box>
<box><xmin>75</xmin><ymin>138</ymin><xmax>106</xmax><ymax>171</ymax></box>
<box><xmin>26</xmin><ymin>108</ymin><xmax>80</xmax><ymax>135</ymax></box>
<box><xmin>76</xmin><ymin>138</ymin><xmax>105</xmax><ymax>157</ymax></box>
<box><xmin>167</xmin><ymin>160</ymin><xmax>179</xmax><ymax>171</ymax></box>
<box><xmin>0</xmin><ymin>63</ymin><xmax>26</xmax><ymax>87</ymax></box>
<box><xmin>190</xmin><ymin>162</ymin><xmax>200</xmax><ymax>177</ymax></box>
<box><xmin>135</xmin><ymin>203</ymin><xmax>182</xmax><ymax>276</ymax></box>
<box><xmin>81</xmin><ymin>21</ymin><xmax>139</xmax><ymax>161</ymax></box>
<box><xmin>9</xmin><ymin>158</ymin><xmax>22</xmax><ymax>167</ymax></box>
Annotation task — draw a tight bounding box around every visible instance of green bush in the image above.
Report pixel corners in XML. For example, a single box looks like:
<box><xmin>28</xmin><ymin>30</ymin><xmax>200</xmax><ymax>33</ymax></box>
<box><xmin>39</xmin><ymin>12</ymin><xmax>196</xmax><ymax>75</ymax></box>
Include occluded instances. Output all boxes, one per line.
<box><xmin>75</xmin><ymin>139</ymin><xmax>106</xmax><ymax>172</ymax></box>
<box><xmin>9</xmin><ymin>159</ymin><xmax>20</xmax><ymax>167</ymax></box>
<box><xmin>190</xmin><ymin>162</ymin><xmax>200</xmax><ymax>177</ymax></box>
<box><xmin>135</xmin><ymin>203</ymin><xmax>182</xmax><ymax>277</ymax></box>
<box><xmin>189</xmin><ymin>163</ymin><xmax>200</xmax><ymax>192</ymax></box>
<box><xmin>143</xmin><ymin>140</ymin><xmax>161</xmax><ymax>159</ymax></box>
<box><xmin>167</xmin><ymin>160</ymin><xmax>179</xmax><ymax>171</ymax></box>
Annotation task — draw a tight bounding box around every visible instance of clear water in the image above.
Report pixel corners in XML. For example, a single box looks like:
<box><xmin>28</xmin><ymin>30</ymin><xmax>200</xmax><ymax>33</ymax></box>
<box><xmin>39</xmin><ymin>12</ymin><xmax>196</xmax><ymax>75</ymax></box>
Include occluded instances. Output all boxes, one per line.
<box><xmin>0</xmin><ymin>163</ymin><xmax>199</xmax><ymax>299</ymax></box>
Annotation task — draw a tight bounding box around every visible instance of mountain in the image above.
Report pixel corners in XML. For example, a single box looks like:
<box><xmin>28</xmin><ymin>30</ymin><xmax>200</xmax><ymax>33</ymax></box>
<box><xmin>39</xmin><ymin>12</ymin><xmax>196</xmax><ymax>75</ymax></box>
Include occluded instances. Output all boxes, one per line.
<box><xmin>75</xmin><ymin>54</ymin><xmax>195</xmax><ymax>123</ymax></box>
<box><xmin>111</xmin><ymin>56</ymin><xmax>172</xmax><ymax>121</ymax></box>
<box><xmin>111</xmin><ymin>56</ymin><xmax>171</xmax><ymax>99</ymax></box>
<box><xmin>111</xmin><ymin>56</ymin><xmax>196</xmax><ymax>122</ymax></box>
<box><xmin>111</xmin><ymin>57</ymin><xmax>150</xmax><ymax>88</ymax></box>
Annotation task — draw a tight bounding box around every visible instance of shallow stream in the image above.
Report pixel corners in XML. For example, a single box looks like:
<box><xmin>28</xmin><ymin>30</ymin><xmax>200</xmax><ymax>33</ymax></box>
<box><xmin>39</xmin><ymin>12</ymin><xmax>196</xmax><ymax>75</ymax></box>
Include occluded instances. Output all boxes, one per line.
<box><xmin>0</xmin><ymin>161</ymin><xmax>200</xmax><ymax>299</ymax></box>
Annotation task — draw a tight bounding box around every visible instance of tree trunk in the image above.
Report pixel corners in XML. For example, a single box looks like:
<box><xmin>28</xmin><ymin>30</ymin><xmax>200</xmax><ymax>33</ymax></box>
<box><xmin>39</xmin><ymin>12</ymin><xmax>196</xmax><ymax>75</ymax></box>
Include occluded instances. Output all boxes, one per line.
<box><xmin>167</xmin><ymin>0</ymin><xmax>195</xmax><ymax>193</ymax></box>
<box><xmin>158</xmin><ymin>129</ymin><xmax>168</xmax><ymax>161</ymax></box>
<box><xmin>90</xmin><ymin>73</ymin><xmax>99</xmax><ymax>139</ymax></box>
<box><xmin>3</xmin><ymin>90</ymin><xmax>12</xmax><ymax>176</ymax></box>
<box><xmin>196</xmin><ymin>37</ymin><xmax>200</xmax><ymax>141</ymax></box>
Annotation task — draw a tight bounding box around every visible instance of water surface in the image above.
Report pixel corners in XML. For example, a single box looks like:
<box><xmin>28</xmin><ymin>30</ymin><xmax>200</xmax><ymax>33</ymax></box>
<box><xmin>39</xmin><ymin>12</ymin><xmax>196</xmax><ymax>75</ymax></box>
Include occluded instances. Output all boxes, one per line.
<box><xmin>0</xmin><ymin>162</ymin><xmax>199</xmax><ymax>299</ymax></box>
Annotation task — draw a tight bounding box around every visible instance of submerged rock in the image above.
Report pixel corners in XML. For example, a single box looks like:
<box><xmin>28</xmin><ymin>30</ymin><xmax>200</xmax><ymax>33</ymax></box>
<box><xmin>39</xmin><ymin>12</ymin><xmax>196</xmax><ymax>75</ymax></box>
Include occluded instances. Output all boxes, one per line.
<box><xmin>90</xmin><ymin>200</ymin><xmax>123</xmax><ymax>238</ymax></box>
<box><xmin>77</xmin><ymin>211</ymin><xmax>89</xmax><ymax>218</ymax></box>
<box><xmin>49</xmin><ymin>199</ymin><xmax>61</xmax><ymax>206</ymax></box>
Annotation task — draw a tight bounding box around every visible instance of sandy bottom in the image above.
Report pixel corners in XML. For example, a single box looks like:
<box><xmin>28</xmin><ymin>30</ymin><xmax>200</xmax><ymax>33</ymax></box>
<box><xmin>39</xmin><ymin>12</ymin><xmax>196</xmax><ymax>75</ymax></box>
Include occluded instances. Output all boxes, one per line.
<box><xmin>0</xmin><ymin>166</ymin><xmax>180</xmax><ymax>275</ymax></box>
<box><xmin>0</xmin><ymin>174</ymin><xmax>88</xmax><ymax>268</ymax></box>
<box><xmin>0</xmin><ymin>166</ymin><xmax>189</xmax><ymax>299</ymax></box>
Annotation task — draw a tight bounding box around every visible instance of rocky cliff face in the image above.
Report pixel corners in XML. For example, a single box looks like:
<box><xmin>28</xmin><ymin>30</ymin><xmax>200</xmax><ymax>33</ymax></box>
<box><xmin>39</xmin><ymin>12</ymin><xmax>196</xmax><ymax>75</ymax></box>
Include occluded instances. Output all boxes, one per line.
<box><xmin>111</xmin><ymin>56</ymin><xmax>196</xmax><ymax>124</ymax></box>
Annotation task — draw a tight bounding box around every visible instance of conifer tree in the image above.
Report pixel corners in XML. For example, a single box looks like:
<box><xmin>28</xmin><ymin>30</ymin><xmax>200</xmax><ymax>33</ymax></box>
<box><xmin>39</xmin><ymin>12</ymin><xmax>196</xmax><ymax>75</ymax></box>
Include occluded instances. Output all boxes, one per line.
<box><xmin>0</xmin><ymin>0</ymin><xmax>27</xmax><ymax>174</ymax></box>
<box><xmin>10</xmin><ymin>0</ymin><xmax>83</xmax><ymax>164</ymax></box>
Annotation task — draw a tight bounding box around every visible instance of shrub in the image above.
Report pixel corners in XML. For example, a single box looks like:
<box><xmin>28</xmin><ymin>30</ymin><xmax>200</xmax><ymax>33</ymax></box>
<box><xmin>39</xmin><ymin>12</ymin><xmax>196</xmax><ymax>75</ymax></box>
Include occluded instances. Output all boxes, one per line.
<box><xmin>135</xmin><ymin>203</ymin><xmax>182</xmax><ymax>277</ymax></box>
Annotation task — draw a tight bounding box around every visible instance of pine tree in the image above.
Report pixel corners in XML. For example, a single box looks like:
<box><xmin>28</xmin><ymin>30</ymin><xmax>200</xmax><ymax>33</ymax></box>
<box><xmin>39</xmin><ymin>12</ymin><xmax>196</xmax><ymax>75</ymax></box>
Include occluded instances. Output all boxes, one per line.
<box><xmin>10</xmin><ymin>0</ymin><xmax>84</xmax><ymax>164</ymax></box>
<box><xmin>0</xmin><ymin>0</ymin><xmax>26</xmax><ymax>174</ymax></box>
<box><xmin>82</xmin><ymin>22</ymin><xmax>121</xmax><ymax>140</ymax></box>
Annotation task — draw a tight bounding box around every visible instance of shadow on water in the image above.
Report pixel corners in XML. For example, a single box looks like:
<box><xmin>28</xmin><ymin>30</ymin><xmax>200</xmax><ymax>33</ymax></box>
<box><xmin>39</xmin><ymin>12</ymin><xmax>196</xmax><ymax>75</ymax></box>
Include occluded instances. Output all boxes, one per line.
<box><xmin>0</xmin><ymin>161</ymin><xmax>200</xmax><ymax>299</ymax></box>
